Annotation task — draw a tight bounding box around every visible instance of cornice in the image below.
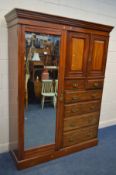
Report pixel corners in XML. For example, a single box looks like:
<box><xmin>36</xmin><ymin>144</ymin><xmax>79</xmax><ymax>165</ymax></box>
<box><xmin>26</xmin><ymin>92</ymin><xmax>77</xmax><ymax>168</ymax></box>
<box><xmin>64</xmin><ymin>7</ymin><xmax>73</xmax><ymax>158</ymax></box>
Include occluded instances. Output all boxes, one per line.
<box><xmin>5</xmin><ymin>8</ymin><xmax>113</xmax><ymax>32</ymax></box>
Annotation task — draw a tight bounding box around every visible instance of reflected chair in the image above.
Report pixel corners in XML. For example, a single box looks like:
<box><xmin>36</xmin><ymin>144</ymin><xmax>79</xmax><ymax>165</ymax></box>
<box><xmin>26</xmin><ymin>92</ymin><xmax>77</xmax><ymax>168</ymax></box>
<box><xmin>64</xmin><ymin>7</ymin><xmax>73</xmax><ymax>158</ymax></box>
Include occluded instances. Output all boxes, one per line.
<box><xmin>25</xmin><ymin>74</ymin><xmax>30</xmax><ymax>110</ymax></box>
<box><xmin>41</xmin><ymin>80</ymin><xmax>56</xmax><ymax>109</ymax></box>
<box><xmin>55</xmin><ymin>80</ymin><xmax>58</xmax><ymax>96</ymax></box>
<box><xmin>55</xmin><ymin>80</ymin><xmax>58</xmax><ymax>107</ymax></box>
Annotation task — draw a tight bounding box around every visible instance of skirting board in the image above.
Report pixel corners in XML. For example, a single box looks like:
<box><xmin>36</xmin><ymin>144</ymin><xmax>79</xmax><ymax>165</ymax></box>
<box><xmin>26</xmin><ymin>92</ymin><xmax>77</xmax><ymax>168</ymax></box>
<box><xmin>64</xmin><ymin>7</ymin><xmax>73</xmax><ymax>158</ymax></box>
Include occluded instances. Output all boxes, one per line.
<box><xmin>0</xmin><ymin>143</ymin><xmax>9</xmax><ymax>153</ymax></box>
<box><xmin>0</xmin><ymin>141</ymin><xmax>18</xmax><ymax>154</ymax></box>
<box><xmin>99</xmin><ymin>119</ymin><xmax>116</xmax><ymax>128</ymax></box>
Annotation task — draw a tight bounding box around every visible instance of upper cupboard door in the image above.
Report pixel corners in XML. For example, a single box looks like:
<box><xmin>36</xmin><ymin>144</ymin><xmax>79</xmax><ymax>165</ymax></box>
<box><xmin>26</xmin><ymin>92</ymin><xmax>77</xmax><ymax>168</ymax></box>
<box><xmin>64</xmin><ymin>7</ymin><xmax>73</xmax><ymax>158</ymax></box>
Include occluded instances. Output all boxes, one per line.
<box><xmin>87</xmin><ymin>35</ymin><xmax>109</xmax><ymax>77</ymax></box>
<box><xmin>65</xmin><ymin>32</ymin><xmax>89</xmax><ymax>78</ymax></box>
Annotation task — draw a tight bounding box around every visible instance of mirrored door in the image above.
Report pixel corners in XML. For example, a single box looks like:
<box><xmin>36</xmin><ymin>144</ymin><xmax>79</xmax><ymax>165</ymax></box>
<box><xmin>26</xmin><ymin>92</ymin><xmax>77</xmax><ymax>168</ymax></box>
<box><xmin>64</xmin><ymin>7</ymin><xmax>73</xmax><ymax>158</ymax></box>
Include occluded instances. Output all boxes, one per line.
<box><xmin>24</xmin><ymin>30</ymin><xmax>60</xmax><ymax>149</ymax></box>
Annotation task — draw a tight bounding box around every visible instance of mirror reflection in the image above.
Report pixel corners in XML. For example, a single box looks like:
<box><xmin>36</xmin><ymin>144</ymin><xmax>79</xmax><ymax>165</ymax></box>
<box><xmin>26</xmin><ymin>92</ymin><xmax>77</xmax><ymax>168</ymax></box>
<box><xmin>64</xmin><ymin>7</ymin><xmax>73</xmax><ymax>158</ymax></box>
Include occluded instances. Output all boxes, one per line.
<box><xmin>24</xmin><ymin>32</ymin><xmax>60</xmax><ymax>149</ymax></box>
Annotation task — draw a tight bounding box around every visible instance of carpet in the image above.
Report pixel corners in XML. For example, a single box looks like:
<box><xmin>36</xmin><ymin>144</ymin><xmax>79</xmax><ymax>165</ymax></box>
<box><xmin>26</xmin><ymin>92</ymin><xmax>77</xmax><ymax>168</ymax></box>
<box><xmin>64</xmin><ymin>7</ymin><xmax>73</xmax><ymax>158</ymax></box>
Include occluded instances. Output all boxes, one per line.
<box><xmin>0</xmin><ymin>125</ymin><xmax>116</xmax><ymax>175</ymax></box>
<box><xmin>24</xmin><ymin>104</ymin><xmax>56</xmax><ymax>149</ymax></box>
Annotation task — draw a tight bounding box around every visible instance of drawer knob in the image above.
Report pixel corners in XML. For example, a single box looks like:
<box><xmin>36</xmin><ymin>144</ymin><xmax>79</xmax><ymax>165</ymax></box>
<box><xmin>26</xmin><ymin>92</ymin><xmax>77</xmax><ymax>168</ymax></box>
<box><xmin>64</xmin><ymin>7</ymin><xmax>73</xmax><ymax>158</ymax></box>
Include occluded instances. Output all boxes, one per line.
<box><xmin>93</xmin><ymin>82</ymin><xmax>99</xmax><ymax>87</ymax></box>
<box><xmin>90</xmin><ymin>106</ymin><xmax>95</xmax><ymax>110</ymax></box>
<box><xmin>70</xmin><ymin>123</ymin><xmax>75</xmax><ymax>127</ymax></box>
<box><xmin>86</xmin><ymin>133</ymin><xmax>91</xmax><ymax>137</ymax></box>
<box><xmin>51</xmin><ymin>155</ymin><xmax>54</xmax><ymax>158</ymax></box>
<box><xmin>73</xmin><ymin>83</ymin><xmax>78</xmax><ymax>88</ymax></box>
<box><xmin>87</xmin><ymin>118</ymin><xmax>92</xmax><ymax>124</ymax></box>
<box><xmin>91</xmin><ymin>94</ymin><xmax>97</xmax><ymax>98</ymax></box>
<box><xmin>71</xmin><ymin>109</ymin><xmax>78</xmax><ymax>113</ymax></box>
<box><xmin>72</xmin><ymin>97</ymin><xmax>79</xmax><ymax>100</ymax></box>
<box><xmin>69</xmin><ymin>138</ymin><xmax>74</xmax><ymax>142</ymax></box>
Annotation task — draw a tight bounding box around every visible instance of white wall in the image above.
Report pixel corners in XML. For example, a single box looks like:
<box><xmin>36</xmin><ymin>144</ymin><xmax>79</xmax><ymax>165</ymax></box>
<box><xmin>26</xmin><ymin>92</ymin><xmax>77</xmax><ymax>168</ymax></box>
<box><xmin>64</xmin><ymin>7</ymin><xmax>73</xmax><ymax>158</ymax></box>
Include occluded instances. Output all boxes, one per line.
<box><xmin>0</xmin><ymin>0</ymin><xmax>116</xmax><ymax>153</ymax></box>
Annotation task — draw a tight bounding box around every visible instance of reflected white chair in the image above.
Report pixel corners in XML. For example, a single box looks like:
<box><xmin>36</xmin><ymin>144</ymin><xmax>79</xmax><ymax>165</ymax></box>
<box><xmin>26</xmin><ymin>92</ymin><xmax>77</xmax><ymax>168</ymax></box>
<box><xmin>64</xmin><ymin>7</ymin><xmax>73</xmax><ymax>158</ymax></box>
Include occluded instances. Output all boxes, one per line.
<box><xmin>54</xmin><ymin>79</ymin><xmax>58</xmax><ymax>107</ymax></box>
<box><xmin>41</xmin><ymin>80</ymin><xmax>56</xmax><ymax>109</ymax></box>
<box><xmin>55</xmin><ymin>80</ymin><xmax>58</xmax><ymax>96</ymax></box>
<box><xmin>25</xmin><ymin>74</ymin><xmax>30</xmax><ymax>110</ymax></box>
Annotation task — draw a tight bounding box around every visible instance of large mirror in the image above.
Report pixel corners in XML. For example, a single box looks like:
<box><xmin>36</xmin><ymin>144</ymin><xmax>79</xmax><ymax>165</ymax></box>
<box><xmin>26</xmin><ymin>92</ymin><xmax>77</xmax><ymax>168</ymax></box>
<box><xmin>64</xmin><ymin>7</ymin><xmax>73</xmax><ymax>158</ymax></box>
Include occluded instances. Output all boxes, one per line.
<box><xmin>24</xmin><ymin>32</ymin><xmax>60</xmax><ymax>149</ymax></box>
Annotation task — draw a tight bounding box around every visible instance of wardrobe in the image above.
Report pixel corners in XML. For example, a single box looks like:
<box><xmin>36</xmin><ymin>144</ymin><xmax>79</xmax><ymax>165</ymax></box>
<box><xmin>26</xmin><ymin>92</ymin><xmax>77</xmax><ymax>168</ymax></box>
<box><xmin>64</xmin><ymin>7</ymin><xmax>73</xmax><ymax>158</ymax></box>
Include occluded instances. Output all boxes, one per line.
<box><xmin>5</xmin><ymin>8</ymin><xmax>113</xmax><ymax>169</ymax></box>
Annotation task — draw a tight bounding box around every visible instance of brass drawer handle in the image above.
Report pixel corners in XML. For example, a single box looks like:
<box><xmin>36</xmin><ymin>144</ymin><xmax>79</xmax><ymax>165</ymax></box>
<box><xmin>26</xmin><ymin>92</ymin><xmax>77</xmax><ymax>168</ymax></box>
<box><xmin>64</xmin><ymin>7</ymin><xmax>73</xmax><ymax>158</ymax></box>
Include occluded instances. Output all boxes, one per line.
<box><xmin>90</xmin><ymin>106</ymin><xmax>95</xmax><ymax>110</ymax></box>
<box><xmin>86</xmin><ymin>133</ymin><xmax>91</xmax><ymax>137</ymax></box>
<box><xmin>72</xmin><ymin>97</ymin><xmax>79</xmax><ymax>100</ymax></box>
<box><xmin>93</xmin><ymin>82</ymin><xmax>99</xmax><ymax>87</ymax></box>
<box><xmin>91</xmin><ymin>94</ymin><xmax>97</xmax><ymax>98</ymax></box>
<box><xmin>71</xmin><ymin>109</ymin><xmax>78</xmax><ymax>113</ymax></box>
<box><xmin>70</xmin><ymin>123</ymin><xmax>75</xmax><ymax>127</ymax></box>
<box><xmin>87</xmin><ymin>118</ymin><xmax>92</xmax><ymax>124</ymax></box>
<box><xmin>69</xmin><ymin>138</ymin><xmax>74</xmax><ymax>143</ymax></box>
<box><xmin>72</xmin><ymin>83</ymin><xmax>78</xmax><ymax>88</ymax></box>
<box><xmin>91</xmin><ymin>118</ymin><xmax>98</xmax><ymax>124</ymax></box>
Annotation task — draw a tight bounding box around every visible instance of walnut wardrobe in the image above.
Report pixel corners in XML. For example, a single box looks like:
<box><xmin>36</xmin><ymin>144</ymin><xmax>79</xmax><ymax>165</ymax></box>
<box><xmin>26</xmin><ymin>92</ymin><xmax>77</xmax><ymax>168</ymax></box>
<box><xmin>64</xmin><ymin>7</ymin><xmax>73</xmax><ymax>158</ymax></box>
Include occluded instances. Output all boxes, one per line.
<box><xmin>5</xmin><ymin>8</ymin><xmax>113</xmax><ymax>169</ymax></box>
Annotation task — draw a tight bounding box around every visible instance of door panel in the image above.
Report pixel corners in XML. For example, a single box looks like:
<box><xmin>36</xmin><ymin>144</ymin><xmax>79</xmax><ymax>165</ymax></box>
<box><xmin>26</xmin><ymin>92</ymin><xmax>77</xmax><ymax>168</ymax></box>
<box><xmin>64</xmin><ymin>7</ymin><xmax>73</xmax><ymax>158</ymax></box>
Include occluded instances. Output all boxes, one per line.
<box><xmin>21</xmin><ymin>26</ymin><xmax>65</xmax><ymax>154</ymax></box>
<box><xmin>71</xmin><ymin>38</ymin><xmax>84</xmax><ymax>71</ymax></box>
<box><xmin>92</xmin><ymin>40</ymin><xmax>104</xmax><ymax>70</ymax></box>
<box><xmin>65</xmin><ymin>32</ymin><xmax>90</xmax><ymax>78</ymax></box>
<box><xmin>87</xmin><ymin>35</ymin><xmax>109</xmax><ymax>77</ymax></box>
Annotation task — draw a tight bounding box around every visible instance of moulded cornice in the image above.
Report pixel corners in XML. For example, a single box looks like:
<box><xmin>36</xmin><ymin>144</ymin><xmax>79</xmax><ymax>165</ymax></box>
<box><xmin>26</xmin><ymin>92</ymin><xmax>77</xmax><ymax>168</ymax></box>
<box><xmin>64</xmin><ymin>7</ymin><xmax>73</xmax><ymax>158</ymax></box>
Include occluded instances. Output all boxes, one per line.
<box><xmin>5</xmin><ymin>8</ymin><xmax>113</xmax><ymax>32</ymax></box>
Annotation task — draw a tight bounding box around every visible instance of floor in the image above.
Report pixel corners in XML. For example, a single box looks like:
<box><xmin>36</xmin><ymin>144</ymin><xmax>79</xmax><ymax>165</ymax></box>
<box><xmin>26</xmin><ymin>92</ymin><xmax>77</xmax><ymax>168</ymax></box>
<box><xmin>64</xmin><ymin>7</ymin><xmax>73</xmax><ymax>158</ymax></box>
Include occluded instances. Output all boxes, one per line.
<box><xmin>0</xmin><ymin>125</ymin><xmax>116</xmax><ymax>175</ymax></box>
<box><xmin>24</xmin><ymin>104</ymin><xmax>56</xmax><ymax>149</ymax></box>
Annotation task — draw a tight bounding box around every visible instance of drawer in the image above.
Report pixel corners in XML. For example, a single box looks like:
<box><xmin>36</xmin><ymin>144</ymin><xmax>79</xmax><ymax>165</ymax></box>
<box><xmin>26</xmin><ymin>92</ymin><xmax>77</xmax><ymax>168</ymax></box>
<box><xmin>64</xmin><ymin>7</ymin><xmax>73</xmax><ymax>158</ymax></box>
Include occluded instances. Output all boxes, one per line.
<box><xmin>65</xmin><ymin>100</ymin><xmax>101</xmax><ymax>118</ymax></box>
<box><xmin>64</xmin><ymin>90</ymin><xmax>102</xmax><ymax>103</ymax></box>
<box><xmin>64</xmin><ymin>112</ymin><xmax>99</xmax><ymax>132</ymax></box>
<box><xmin>63</xmin><ymin>125</ymin><xmax>98</xmax><ymax>147</ymax></box>
<box><xmin>86</xmin><ymin>79</ymin><xmax>104</xmax><ymax>90</ymax></box>
<box><xmin>64</xmin><ymin>79</ymin><xmax>85</xmax><ymax>90</ymax></box>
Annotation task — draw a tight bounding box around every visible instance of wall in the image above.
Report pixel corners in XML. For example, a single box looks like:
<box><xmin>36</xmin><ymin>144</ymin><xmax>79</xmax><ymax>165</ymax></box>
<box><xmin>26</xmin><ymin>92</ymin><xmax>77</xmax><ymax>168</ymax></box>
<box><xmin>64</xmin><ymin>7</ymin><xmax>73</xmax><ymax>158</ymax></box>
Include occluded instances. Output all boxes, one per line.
<box><xmin>0</xmin><ymin>0</ymin><xmax>116</xmax><ymax>153</ymax></box>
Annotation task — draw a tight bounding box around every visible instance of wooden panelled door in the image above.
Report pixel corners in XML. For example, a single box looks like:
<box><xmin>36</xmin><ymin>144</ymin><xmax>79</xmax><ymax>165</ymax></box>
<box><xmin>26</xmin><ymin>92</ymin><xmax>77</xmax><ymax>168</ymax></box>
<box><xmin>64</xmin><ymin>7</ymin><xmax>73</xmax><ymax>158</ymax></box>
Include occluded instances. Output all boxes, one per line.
<box><xmin>65</xmin><ymin>32</ymin><xmax>90</xmax><ymax>78</ymax></box>
<box><xmin>20</xmin><ymin>25</ymin><xmax>66</xmax><ymax>157</ymax></box>
<box><xmin>87</xmin><ymin>35</ymin><xmax>109</xmax><ymax>77</ymax></box>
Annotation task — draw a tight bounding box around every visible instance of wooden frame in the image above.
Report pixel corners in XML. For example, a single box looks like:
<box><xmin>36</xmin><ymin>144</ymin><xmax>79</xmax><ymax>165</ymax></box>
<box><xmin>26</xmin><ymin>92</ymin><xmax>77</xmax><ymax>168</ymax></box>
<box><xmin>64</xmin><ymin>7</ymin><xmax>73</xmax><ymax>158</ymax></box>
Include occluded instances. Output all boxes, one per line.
<box><xmin>87</xmin><ymin>35</ymin><xmax>109</xmax><ymax>77</ymax></box>
<box><xmin>65</xmin><ymin>31</ymin><xmax>90</xmax><ymax>78</ymax></box>
<box><xmin>18</xmin><ymin>25</ymin><xmax>66</xmax><ymax>159</ymax></box>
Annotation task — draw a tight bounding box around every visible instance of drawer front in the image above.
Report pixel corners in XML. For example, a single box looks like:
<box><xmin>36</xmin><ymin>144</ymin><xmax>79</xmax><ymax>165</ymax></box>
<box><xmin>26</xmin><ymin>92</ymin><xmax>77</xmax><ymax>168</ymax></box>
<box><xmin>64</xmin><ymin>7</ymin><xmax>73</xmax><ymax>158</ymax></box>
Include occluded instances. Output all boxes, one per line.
<box><xmin>65</xmin><ymin>101</ymin><xmax>101</xmax><ymax>118</ymax></box>
<box><xmin>64</xmin><ymin>90</ymin><xmax>102</xmax><ymax>103</ymax></box>
<box><xmin>86</xmin><ymin>79</ymin><xmax>104</xmax><ymax>90</ymax></box>
<box><xmin>64</xmin><ymin>79</ymin><xmax>85</xmax><ymax>90</ymax></box>
<box><xmin>64</xmin><ymin>112</ymin><xmax>99</xmax><ymax>132</ymax></box>
<box><xmin>63</xmin><ymin>126</ymin><xmax>98</xmax><ymax>147</ymax></box>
